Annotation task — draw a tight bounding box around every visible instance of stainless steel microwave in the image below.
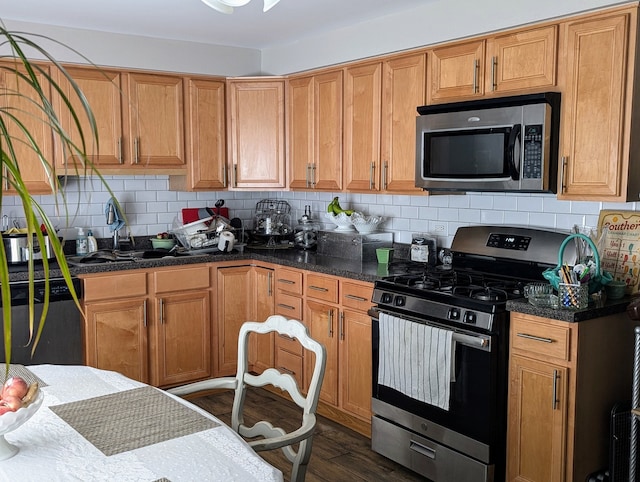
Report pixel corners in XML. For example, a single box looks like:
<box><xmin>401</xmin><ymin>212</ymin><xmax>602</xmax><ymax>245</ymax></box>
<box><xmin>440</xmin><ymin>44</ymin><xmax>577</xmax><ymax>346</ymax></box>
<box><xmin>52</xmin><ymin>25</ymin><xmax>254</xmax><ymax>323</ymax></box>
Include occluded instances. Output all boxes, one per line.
<box><xmin>415</xmin><ymin>92</ymin><xmax>561</xmax><ymax>193</ymax></box>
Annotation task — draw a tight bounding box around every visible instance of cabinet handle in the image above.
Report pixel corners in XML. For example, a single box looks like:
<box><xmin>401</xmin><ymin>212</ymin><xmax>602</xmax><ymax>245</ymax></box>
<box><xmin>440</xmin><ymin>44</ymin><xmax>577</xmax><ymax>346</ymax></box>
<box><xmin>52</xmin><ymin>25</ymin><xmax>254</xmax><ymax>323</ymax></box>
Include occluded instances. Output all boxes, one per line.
<box><xmin>277</xmin><ymin>303</ymin><xmax>295</xmax><ymax>311</ymax></box>
<box><xmin>233</xmin><ymin>163</ymin><xmax>238</xmax><ymax>188</ymax></box>
<box><xmin>472</xmin><ymin>59</ymin><xmax>479</xmax><ymax>93</ymax></box>
<box><xmin>345</xmin><ymin>294</ymin><xmax>367</xmax><ymax>302</ymax></box>
<box><xmin>3</xmin><ymin>167</ymin><xmax>8</xmax><ymax>190</ymax></box>
<box><xmin>491</xmin><ymin>56</ymin><xmax>497</xmax><ymax>91</ymax></box>
<box><xmin>268</xmin><ymin>271</ymin><xmax>273</xmax><ymax>297</ymax></box>
<box><xmin>369</xmin><ymin>162</ymin><xmax>375</xmax><ymax>190</ymax></box>
<box><xmin>222</xmin><ymin>162</ymin><xmax>227</xmax><ymax>188</ymax></box>
<box><xmin>159</xmin><ymin>298</ymin><xmax>164</xmax><ymax>324</ymax></box>
<box><xmin>277</xmin><ymin>278</ymin><xmax>295</xmax><ymax>285</ymax></box>
<box><xmin>305</xmin><ymin>163</ymin><xmax>310</xmax><ymax>188</ymax></box>
<box><xmin>311</xmin><ymin>163</ymin><xmax>317</xmax><ymax>188</ymax></box>
<box><xmin>143</xmin><ymin>299</ymin><xmax>147</xmax><ymax>327</ymax></box>
<box><xmin>560</xmin><ymin>156</ymin><xmax>568</xmax><ymax>194</ymax></box>
<box><xmin>339</xmin><ymin>311</ymin><xmax>345</xmax><ymax>340</ymax></box>
<box><xmin>277</xmin><ymin>366</ymin><xmax>296</xmax><ymax>376</ymax></box>
<box><xmin>309</xmin><ymin>285</ymin><xmax>328</xmax><ymax>292</ymax></box>
<box><xmin>133</xmin><ymin>137</ymin><xmax>140</xmax><ymax>164</ymax></box>
<box><xmin>382</xmin><ymin>161</ymin><xmax>388</xmax><ymax>190</ymax></box>
<box><xmin>117</xmin><ymin>137</ymin><xmax>123</xmax><ymax>164</ymax></box>
<box><xmin>516</xmin><ymin>333</ymin><xmax>554</xmax><ymax>344</ymax></box>
<box><xmin>552</xmin><ymin>369</ymin><xmax>559</xmax><ymax>409</ymax></box>
<box><xmin>328</xmin><ymin>310</ymin><xmax>334</xmax><ymax>338</ymax></box>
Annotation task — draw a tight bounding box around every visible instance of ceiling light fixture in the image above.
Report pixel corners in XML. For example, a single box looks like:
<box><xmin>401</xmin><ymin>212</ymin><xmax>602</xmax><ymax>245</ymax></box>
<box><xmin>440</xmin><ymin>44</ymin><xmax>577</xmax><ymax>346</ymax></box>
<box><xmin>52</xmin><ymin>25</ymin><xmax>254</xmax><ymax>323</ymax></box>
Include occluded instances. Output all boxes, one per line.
<box><xmin>201</xmin><ymin>0</ymin><xmax>281</xmax><ymax>14</ymax></box>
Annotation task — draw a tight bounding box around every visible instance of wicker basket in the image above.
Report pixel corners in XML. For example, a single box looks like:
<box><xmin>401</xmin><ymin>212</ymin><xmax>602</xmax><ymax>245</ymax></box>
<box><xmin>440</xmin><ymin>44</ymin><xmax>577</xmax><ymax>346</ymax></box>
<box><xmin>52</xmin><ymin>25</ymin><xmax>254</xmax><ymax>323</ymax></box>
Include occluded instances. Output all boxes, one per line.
<box><xmin>542</xmin><ymin>233</ymin><xmax>612</xmax><ymax>295</ymax></box>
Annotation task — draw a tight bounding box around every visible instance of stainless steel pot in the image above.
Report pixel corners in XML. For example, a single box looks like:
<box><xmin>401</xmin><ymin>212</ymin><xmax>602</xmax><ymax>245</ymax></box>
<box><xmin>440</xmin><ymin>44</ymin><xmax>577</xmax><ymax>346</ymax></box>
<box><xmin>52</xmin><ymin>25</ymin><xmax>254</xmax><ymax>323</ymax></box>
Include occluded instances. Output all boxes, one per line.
<box><xmin>2</xmin><ymin>233</ymin><xmax>56</xmax><ymax>264</ymax></box>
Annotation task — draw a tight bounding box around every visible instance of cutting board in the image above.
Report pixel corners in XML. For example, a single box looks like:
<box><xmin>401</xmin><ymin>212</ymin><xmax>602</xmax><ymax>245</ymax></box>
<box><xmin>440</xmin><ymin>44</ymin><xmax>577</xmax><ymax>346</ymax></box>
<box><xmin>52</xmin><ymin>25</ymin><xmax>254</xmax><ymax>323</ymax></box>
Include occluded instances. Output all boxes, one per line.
<box><xmin>597</xmin><ymin>209</ymin><xmax>640</xmax><ymax>294</ymax></box>
<box><xmin>182</xmin><ymin>207</ymin><xmax>229</xmax><ymax>224</ymax></box>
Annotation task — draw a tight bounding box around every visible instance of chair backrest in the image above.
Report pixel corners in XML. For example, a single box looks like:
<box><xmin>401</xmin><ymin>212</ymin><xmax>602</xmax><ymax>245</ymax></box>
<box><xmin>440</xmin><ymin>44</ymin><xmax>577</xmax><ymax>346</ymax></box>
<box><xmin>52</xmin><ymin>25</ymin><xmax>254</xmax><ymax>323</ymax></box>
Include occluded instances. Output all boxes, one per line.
<box><xmin>231</xmin><ymin>315</ymin><xmax>326</xmax><ymax>482</ymax></box>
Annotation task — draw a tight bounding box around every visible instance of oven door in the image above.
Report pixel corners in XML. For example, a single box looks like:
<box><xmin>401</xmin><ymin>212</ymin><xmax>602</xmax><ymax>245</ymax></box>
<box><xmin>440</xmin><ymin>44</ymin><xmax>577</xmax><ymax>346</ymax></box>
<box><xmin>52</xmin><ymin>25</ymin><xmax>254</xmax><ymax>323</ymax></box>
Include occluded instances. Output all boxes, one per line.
<box><xmin>371</xmin><ymin>309</ymin><xmax>507</xmax><ymax>461</ymax></box>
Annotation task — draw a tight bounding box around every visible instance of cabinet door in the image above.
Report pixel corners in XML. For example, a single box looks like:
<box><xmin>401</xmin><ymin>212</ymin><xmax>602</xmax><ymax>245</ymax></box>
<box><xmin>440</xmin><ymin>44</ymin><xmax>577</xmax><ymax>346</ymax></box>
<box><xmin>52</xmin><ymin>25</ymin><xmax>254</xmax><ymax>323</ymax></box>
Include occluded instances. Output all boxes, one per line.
<box><xmin>381</xmin><ymin>53</ymin><xmax>426</xmax><ymax>193</ymax></box>
<box><xmin>313</xmin><ymin>70</ymin><xmax>343</xmax><ymax>190</ymax></box>
<box><xmin>343</xmin><ymin>62</ymin><xmax>382</xmax><ymax>192</ymax></box>
<box><xmin>84</xmin><ymin>298</ymin><xmax>149</xmax><ymax>383</ymax></box>
<box><xmin>251</xmin><ymin>266</ymin><xmax>275</xmax><ymax>373</ymax></box>
<box><xmin>306</xmin><ymin>300</ymin><xmax>339</xmax><ymax>405</ymax></box>
<box><xmin>181</xmin><ymin>77</ymin><xmax>226</xmax><ymax>190</ymax></box>
<box><xmin>127</xmin><ymin>72</ymin><xmax>185</xmax><ymax>168</ymax></box>
<box><xmin>227</xmin><ymin>79</ymin><xmax>286</xmax><ymax>189</ymax></box>
<box><xmin>558</xmin><ymin>13</ymin><xmax>629</xmax><ymax>200</ymax></box>
<box><xmin>55</xmin><ymin>66</ymin><xmax>125</xmax><ymax>169</ymax></box>
<box><xmin>216</xmin><ymin>265</ymin><xmax>252</xmax><ymax>376</ymax></box>
<box><xmin>0</xmin><ymin>62</ymin><xmax>54</xmax><ymax>194</ymax></box>
<box><xmin>485</xmin><ymin>25</ymin><xmax>557</xmax><ymax>94</ymax></box>
<box><xmin>507</xmin><ymin>355</ymin><xmax>567</xmax><ymax>482</ymax></box>
<box><xmin>339</xmin><ymin>309</ymin><xmax>371</xmax><ymax>420</ymax></box>
<box><xmin>153</xmin><ymin>290</ymin><xmax>211</xmax><ymax>387</ymax></box>
<box><xmin>429</xmin><ymin>40</ymin><xmax>485</xmax><ymax>102</ymax></box>
<box><xmin>288</xmin><ymin>76</ymin><xmax>314</xmax><ymax>189</ymax></box>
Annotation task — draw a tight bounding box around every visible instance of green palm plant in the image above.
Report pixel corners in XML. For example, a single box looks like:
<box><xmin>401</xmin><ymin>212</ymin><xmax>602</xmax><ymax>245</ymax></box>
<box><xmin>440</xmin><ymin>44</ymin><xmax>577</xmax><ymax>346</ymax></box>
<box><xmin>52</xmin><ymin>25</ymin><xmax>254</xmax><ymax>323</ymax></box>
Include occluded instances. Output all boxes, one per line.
<box><xmin>0</xmin><ymin>24</ymin><xmax>114</xmax><ymax>369</ymax></box>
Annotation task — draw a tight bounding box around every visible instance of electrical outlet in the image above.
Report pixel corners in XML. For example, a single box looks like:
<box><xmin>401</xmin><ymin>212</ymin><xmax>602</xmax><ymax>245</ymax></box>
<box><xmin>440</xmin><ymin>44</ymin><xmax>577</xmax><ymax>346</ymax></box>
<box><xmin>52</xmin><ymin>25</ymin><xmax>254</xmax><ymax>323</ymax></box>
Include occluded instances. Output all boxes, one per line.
<box><xmin>434</xmin><ymin>224</ymin><xmax>445</xmax><ymax>232</ymax></box>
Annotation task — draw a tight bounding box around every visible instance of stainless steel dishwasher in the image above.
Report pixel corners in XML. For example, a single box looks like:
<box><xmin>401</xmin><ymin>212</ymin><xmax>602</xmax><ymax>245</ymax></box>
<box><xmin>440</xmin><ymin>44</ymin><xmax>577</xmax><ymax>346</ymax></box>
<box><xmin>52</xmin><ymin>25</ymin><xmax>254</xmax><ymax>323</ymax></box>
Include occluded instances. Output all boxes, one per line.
<box><xmin>0</xmin><ymin>277</ymin><xmax>83</xmax><ymax>365</ymax></box>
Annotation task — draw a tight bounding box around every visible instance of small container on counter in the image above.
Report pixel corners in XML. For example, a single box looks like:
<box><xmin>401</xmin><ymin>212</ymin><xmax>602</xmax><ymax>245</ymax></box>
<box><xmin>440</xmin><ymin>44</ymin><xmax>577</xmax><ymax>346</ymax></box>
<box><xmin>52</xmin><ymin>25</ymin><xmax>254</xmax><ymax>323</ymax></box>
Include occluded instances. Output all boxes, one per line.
<box><xmin>76</xmin><ymin>228</ymin><xmax>88</xmax><ymax>255</ymax></box>
<box><xmin>87</xmin><ymin>229</ymin><xmax>98</xmax><ymax>253</ymax></box>
<box><xmin>410</xmin><ymin>233</ymin><xmax>437</xmax><ymax>266</ymax></box>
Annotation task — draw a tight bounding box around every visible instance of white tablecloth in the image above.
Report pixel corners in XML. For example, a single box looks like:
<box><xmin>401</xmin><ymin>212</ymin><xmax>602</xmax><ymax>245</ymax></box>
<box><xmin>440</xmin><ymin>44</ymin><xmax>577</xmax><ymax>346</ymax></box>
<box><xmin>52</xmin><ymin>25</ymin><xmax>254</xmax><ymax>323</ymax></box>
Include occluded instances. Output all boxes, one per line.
<box><xmin>0</xmin><ymin>365</ymin><xmax>283</xmax><ymax>482</ymax></box>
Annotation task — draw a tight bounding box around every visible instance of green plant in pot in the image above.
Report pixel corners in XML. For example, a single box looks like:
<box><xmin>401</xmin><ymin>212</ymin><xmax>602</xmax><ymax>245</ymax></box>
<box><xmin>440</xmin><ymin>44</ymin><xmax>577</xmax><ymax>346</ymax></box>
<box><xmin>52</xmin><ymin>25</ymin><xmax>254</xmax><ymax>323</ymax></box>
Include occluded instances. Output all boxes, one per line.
<box><xmin>0</xmin><ymin>24</ymin><xmax>116</xmax><ymax>369</ymax></box>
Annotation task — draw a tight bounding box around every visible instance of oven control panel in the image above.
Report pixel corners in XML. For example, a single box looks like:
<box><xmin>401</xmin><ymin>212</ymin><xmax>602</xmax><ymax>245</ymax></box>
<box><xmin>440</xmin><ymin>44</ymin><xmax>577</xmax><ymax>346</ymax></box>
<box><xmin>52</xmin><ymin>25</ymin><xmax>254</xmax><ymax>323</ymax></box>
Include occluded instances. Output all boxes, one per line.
<box><xmin>486</xmin><ymin>233</ymin><xmax>531</xmax><ymax>251</ymax></box>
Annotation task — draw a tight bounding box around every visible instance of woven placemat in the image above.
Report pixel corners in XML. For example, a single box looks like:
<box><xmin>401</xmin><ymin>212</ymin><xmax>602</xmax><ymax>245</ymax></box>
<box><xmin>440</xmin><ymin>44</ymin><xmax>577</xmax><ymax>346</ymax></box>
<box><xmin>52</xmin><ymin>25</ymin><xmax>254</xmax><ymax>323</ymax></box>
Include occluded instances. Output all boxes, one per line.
<box><xmin>0</xmin><ymin>364</ymin><xmax>47</xmax><ymax>387</ymax></box>
<box><xmin>50</xmin><ymin>386</ymin><xmax>218</xmax><ymax>456</ymax></box>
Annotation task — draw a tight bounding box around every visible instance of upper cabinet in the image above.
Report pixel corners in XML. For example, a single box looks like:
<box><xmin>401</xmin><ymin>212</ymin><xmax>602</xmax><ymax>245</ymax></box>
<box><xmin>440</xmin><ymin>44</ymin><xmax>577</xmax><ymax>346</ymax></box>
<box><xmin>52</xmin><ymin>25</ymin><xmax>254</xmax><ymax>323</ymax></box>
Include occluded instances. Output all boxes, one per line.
<box><xmin>226</xmin><ymin>78</ymin><xmax>286</xmax><ymax>190</ymax></box>
<box><xmin>169</xmin><ymin>77</ymin><xmax>227</xmax><ymax>191</ymax></box>
<box><xmin>287</xmin><ymin>70</ymin><xmax>343</xmax><ymax>191</ymax></box>
<box><xmin>56</xmin><ymin>67</ymin><xmax>186</xmax><ymax>173</ymax></box>
<box><xmin>343</xmin><ymin>52</ymin><xmax>426</xmax><ymax>193</ymax></box>
<box><xmin>557</xmin><ymin>7</ymin><xmax>640</xmax><ymax>201</ymax></box>
<box><xmin>0</xmin><ymin>62</ymin><xmax>56</xmax><ymax>194</ymax></box>
<box><xmin>428</xmin><ymin>25</ymin><xmax>557</xmax><ymax>103</ymax></box>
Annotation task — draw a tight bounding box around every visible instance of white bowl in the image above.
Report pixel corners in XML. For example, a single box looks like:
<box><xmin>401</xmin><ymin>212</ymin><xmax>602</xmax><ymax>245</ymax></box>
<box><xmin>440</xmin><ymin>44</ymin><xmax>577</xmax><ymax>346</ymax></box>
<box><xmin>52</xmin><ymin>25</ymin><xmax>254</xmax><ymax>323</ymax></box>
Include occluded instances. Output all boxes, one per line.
<box><xmin>0</xmin><ymin>388</ymin><xmax>44</xmax><ymax>460</ymax></box>
<box><xmin>351</xmin><ymin>213</ymin><xmax>384</xmax><ymax>234</ymax></box>
<box><xmin>325</xmin><ymin>212</ymin><xmax>355</xmax><ymax>231</ymax></box>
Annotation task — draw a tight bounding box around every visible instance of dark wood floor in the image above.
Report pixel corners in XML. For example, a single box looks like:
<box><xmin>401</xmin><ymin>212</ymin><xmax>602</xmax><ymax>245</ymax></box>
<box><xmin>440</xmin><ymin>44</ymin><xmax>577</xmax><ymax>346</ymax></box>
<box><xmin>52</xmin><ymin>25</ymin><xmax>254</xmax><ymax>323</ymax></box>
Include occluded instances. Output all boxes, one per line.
<box><xmin>190</xmin><ymin>387</ymin><xmax>427</xmax><ymax>482</ymax></box>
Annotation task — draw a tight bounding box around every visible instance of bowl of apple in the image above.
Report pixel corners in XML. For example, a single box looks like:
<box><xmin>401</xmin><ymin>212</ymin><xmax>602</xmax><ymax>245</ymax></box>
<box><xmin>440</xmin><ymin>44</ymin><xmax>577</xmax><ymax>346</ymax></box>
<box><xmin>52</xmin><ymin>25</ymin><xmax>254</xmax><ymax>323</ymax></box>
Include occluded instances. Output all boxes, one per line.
<box><xmin>0</xmin><ymin>376</ymin><xmax>43</xmax><ymax>460</ymax></box>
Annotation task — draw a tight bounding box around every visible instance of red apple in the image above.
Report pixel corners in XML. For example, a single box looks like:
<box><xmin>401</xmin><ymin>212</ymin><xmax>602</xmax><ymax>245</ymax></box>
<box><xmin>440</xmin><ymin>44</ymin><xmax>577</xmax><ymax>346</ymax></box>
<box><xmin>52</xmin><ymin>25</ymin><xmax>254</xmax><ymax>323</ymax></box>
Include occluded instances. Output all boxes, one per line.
<box><xmin>2</xmin><ymin>376</ymin><xmax>28</xmax><ymax>399</ymax></box>
<box><xmin>0</xmin><ymin>405</ymin><xmax>13</xmax><ymax>416</ymax></box>
<box><xmin>0</xmin><ymin>395</ymin><xmax>22</xmax><ymax>411</ymax></box>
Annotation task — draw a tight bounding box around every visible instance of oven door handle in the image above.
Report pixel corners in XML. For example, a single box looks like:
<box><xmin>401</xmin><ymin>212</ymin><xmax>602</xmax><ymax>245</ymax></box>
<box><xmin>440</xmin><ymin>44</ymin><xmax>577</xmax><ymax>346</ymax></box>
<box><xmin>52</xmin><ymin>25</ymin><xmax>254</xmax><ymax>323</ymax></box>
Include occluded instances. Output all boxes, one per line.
<box><xmin>409</xmin><ymin>440</ymin><xmax>436</xmax><ymax>459</ymax></box>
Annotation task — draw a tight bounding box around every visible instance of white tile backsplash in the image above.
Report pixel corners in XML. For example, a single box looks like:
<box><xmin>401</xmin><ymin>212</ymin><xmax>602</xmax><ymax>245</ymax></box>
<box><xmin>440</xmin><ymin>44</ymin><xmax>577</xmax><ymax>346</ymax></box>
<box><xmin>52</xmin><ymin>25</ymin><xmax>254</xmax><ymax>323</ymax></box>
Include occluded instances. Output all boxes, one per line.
<box><xmin>6</xmin><ymin>175</ymin><xmax>638</xmax><ymax>248</ymax></box>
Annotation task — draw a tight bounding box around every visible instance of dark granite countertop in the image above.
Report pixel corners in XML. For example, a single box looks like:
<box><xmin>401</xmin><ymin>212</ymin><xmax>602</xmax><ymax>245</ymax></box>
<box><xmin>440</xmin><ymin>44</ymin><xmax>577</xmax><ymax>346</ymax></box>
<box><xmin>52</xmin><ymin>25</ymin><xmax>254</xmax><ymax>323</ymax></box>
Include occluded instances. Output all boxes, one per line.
<box><xmin>506</xmin><ymin>296</ymin><xmax>631</xmax><ymax>322</ymax></box>
<box><xmin>8</xmin><ymin>247</ymin><xmax>385</xmax><ymax>283</ymax></box>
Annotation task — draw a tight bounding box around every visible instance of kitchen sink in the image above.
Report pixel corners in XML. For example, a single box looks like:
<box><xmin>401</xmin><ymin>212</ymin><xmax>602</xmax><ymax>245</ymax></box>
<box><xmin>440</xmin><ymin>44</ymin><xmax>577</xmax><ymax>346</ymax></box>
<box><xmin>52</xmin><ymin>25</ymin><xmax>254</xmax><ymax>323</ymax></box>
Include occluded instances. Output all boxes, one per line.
<box><xmin>65</xmin><ymin>249</ymin><xmax>211</xmax><ymax>266</ymax></box>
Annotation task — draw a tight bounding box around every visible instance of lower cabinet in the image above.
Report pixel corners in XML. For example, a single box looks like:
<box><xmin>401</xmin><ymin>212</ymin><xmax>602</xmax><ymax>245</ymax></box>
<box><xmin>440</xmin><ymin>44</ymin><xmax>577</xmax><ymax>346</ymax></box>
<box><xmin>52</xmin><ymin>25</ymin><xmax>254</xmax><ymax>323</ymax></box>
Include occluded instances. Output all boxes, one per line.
<box><xmin>506</xmin><ymin>312</ymin><xmax>634</xmax><ymax>482</ymax></box>
<box><xmin>82</xmin><ymin>265</ymin><xmax>213</xmax><ymax>388</ymax></box>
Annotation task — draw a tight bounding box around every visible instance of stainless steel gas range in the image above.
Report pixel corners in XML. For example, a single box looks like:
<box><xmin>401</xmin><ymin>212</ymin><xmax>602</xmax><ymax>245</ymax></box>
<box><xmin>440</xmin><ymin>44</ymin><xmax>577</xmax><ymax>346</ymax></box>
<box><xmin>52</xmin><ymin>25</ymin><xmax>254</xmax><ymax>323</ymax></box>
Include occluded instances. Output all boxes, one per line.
<box><xmin>370</xmin><ymin>225</ymin><xmax>575</xmax><ymax>482</ymax></box>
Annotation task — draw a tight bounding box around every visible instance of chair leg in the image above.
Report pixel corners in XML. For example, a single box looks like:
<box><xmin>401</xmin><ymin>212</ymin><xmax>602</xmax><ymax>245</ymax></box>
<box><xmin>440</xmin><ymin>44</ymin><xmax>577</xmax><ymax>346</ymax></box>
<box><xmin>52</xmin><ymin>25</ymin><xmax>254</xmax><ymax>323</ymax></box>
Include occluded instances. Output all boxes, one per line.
<box><xmin>290</xmin><ymin>437</ymin><xmax>314</xmax><ymax>482</ymax></box>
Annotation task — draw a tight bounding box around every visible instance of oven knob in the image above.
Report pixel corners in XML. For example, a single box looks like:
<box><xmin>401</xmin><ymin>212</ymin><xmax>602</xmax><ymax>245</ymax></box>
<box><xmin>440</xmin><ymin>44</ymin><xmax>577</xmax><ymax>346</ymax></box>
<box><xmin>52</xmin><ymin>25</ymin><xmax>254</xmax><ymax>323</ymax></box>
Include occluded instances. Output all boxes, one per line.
<box><xmin>464</xmin><ymin>312</ymin><xmax>477</xmax><ymax>324</ymax></box>
<box><xmin>448</xmin><ymin>308</ymin><xmax>460</xmax><ymax>320</ymax></box>
<box><xmin>394</xmin><ymin>296</ymin><xmax>406</xmax><ymax>307</ymax></box>
<box><xmin>381</xmin><ymin>293</ymin><xmax>393</xmax><ymax>304</ymax></box>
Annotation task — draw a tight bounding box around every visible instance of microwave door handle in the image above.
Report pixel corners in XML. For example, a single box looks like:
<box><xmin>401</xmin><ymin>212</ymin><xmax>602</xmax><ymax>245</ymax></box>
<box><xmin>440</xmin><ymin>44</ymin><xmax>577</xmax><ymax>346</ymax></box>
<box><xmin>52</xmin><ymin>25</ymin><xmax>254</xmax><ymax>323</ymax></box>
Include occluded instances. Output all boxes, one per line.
<box><xmin>507</xmin><ymin>124</ymin><xmax>521</xmax><ymax>181</ymax></box>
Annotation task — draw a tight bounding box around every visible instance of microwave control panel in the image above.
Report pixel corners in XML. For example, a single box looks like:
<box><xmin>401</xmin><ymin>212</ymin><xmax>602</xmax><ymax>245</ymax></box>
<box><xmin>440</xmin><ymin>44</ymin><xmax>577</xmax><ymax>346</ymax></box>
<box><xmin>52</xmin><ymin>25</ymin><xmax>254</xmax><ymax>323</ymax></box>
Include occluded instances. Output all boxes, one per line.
<box><xmin>522</xmin><ymin>124</ymin><xmax>543</xmax><ymax>179</ymax></box>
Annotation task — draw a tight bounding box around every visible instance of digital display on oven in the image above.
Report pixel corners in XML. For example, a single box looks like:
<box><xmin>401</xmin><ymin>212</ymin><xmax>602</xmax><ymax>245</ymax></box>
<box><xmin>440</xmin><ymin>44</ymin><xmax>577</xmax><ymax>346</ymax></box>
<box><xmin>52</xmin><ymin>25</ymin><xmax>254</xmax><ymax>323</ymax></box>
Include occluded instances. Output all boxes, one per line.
<box><xmin>486</xmin><ymin>233</ymin><xmax>531</xmax><ymax>250</ymax></box>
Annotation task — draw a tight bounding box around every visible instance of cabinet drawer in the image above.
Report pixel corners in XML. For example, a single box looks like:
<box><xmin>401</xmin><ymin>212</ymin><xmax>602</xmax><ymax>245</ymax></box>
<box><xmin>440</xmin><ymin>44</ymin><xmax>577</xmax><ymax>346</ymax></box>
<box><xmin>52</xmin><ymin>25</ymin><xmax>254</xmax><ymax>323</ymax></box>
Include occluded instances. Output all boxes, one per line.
<box><xmin>275</xmin><ymin>292</ymin><xmax>303</xmax><ymax>319</ymax></box>
<box><xmin>275</xmin><ymin>268</ymin><xmax>303</xmax><ymax>295</ymax></box>
<box><xmin>275</xmin><ymin>347</ymin><xmax>303</xmax><ymax>387</ymax></box>
<box><xmin>83</xmin><ymin>271</ymin><xmax>148</xmax><ymax>301</ymax></box>
<box><xmin>275</xmin><ymin>332</ymin><xmax>304</xmax><ymax>356</ymax></box>
<box><xmin>511</xmin><ymin>316</ymin><xmax>571</xmax><ymax>361</ymax></box>
<box><xmin>306</xmin><ymin>273</ymin><xmax>338</xmax><ymax>303</ymax></box>
<box><xmin>342</xmin><ymin>281</ymin><xmax>373</xmax><ymax>312</ymax></box>
<box><xmin>154</xmin><ymin>266</ymin><xmax>210</xmax><ymax>293</ymax></box>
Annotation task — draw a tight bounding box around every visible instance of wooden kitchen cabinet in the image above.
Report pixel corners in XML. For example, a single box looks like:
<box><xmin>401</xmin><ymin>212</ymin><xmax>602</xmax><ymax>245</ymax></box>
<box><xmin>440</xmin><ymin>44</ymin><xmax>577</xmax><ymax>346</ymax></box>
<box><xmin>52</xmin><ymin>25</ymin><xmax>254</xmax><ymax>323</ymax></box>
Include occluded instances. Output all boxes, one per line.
<box><xmin>274</xmin><ymin>266</ymin><xmax>305</xmax><ymax>387</ymax></box>
<box><xmin>506</xmin><ymin>312</ymin><xmax>634</xmax><ymax>482</ymax></box>
<box><xmin>169</xmin><ymin>77</ymin><xmax>227</xmax><ymax>191</ymax></box>
<box><xmin>557</xmin><ymin>7</ymin><xmax>640</xmax><ymax>201</ymax></box>
<box><xmin>306</xmin><ymin>298</ymin><xmax>339</xmax><ymax>406</ymax></box>
<box><xmin>226</xmin><ymin>78</ymin><xmax>286</xmax><ymax>189</ymax></box>
<box><xmin>82</xmin><ymin>271</ymin><xmax>149</xmax><ymax>383</ymax></box>
<box><xmin>150</xmin><ymin>266</ymin><xmax>212</xmax><ymax>387</ymax></box>
<box><xmin>251</xmin><ymin>265</ymin><xmax>275</xmax><ymax>373</ymax></box>
<box><xmin>429</xmin><ymin>25</ymin><xmax>557</xmax><ymax>103</ymax></box>
<box><xmin>287</xmin><ymin>70</ymin><xmax>343</xmax><ymax>191</ymax></box>
<box><xmin>0</xmin><ymin>62</ymin><xmax>55</xmax><ymax>194</ymax></box>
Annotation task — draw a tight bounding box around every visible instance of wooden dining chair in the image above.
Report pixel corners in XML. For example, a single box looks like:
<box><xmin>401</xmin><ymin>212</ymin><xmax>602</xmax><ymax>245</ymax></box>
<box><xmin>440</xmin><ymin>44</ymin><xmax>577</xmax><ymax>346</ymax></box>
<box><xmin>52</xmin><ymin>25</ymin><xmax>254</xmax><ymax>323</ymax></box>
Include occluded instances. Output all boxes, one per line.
<box><xmin>168</xmin><ymin>315</ymin><xmax>327</xmax><ymax>482</ymax></box>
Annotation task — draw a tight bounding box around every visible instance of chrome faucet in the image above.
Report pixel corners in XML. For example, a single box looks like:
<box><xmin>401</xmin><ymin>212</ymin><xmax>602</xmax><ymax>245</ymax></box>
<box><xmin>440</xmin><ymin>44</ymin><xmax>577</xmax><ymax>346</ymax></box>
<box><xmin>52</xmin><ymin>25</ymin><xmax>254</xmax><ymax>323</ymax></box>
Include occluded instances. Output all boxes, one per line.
<box><xmin>106</xmin><ymin>203</ymin><xmax>120</xmax><ymax>250</ymax></box>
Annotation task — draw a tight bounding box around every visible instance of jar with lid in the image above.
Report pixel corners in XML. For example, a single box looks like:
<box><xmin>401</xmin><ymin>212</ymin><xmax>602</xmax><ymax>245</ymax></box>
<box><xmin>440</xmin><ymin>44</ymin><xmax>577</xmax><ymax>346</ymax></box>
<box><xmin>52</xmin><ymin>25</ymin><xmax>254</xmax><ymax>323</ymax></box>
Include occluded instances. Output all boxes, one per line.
<box><xmin>294</xmin><ymin>206</ymin><xmax>319</xmax><ymax>250</ymax></box>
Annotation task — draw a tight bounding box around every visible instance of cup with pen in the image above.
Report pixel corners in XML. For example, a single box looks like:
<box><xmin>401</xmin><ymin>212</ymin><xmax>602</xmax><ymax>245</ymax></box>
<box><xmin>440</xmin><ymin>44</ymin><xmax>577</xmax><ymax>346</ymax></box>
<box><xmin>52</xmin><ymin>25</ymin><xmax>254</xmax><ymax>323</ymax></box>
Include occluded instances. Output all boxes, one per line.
<box><xmin>542</xmin><ymin>233</ymin><xmax>613</xmax><ymax>309</ymax></box>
